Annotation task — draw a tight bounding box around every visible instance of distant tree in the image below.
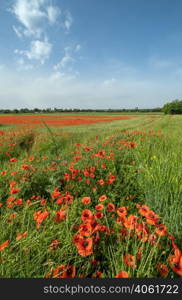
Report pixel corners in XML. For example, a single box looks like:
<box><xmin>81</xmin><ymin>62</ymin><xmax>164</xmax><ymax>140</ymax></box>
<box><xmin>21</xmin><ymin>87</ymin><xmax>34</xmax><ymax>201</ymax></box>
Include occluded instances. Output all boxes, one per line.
<box><xmin>163</xmin><ymin>100</ymin><xmax>182</xmax><ymax>114</ymax></box>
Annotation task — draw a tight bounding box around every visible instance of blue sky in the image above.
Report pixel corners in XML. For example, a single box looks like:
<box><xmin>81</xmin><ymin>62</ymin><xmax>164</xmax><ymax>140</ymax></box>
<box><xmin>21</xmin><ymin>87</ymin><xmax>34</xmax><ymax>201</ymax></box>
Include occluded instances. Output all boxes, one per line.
<box><xmin>0</xmin><ymin>0</ymin><xmax>182</xmax><ymax>109</ymax></box>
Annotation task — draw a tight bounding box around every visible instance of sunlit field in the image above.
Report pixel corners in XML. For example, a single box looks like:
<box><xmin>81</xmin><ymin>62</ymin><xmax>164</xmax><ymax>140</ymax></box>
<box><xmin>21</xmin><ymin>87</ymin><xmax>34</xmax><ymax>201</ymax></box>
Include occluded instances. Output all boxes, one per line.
<box><xmin>0</xmin><ymin>113</ymin><xmax>181</xmax><ymax>278</ymax></box>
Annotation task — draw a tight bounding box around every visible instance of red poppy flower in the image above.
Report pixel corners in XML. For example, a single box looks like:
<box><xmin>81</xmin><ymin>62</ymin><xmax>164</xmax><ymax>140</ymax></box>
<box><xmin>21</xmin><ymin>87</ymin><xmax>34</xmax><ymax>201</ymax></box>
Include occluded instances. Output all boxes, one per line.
<box><xmin>95</xmin><ymin>211</ymin><xmax>103</xmax><ymax>219</ymax></box>
<box><xmin>9</xmin><ymin>181</ymin><xmax>17</xmax><ymax>188</ymax></box>
<box><xmin>168</xmin><ymin>248</ymin><xmax>182</xmax><ymax>276</ymax></box>
<box><xmin>9</xmin><ymin>158</ymin><xmax>17</xmax><ymax>162</ymax></box>
<box><xmin>72</xmin><ymin>234</ymin><xmax>82</xmax><ymax>246</ymax></box>
<box><xmin>107</xmin><ymin>203</ymin><xmax>115</xmax><ymax>212</ymax></box>
<box><xmin>16</xmin><ymin>232</ymin><xmax>27</xmax><ymax>241</ymax></box>
<box><xmin>81</xmin><ymin>209</ymin><xmax>93</xmax><ymax>222</ymax></box>
<box><xmin>98</xmin><ymin>195</ymin><xmax>107</xmax><ymax>202</ymax></box>
<box><xmin>54</xmin><ymin>210</ymin><xmax>67</xmax><ymax>223</ymax></box>
<box><xmin>124</xmin><ymin>215</ymin><xmax>138</xmax><ymax>230</ymax></box>
<box><xmin>155</xmin><ymin>224</ymin><xmax>167</xmax><ymax>236</ymax></box>
<box><xmin>117</xmin><ymin>206</ymin><xmax>128</xmax><ymax>217</ymax></box>
<box><xmin>81</xmin><ymin>197</ymin><xmax>91</xmax><ymax>205</ymax></box>
<box><xmin>33</xmin><ymin>209</ymin><xmax>49</xmax><ymax>228</ymax></box>
<box><xmin>51</xmin><ymin>190</ymin><xmax>61</xmax><ymax>199</ymax></box>
<box><xmin>115</xmin><ymin>271</ymin><xmax>129</xmax><ymax>278</ymax></box>
<box><xmin>145</xmin><ymin>210</ymin><xmax>159</xmax><ymax>225</ymax></box>
<box><xmin>137</xmin><ymin>231</ymin><xmax>149</xmax><ymax>243</ymax></box>
<box><xmin>79</xmin><ymin>223</ymin><xmax>92</xmax><ymax>237</ymax></box>
<box><xmin>157</xmin><ymin>263</ymin><xmax>169</xmax><ymax>277</ymax></box>
<box><xmin>92</xmin><ymin>271</ymin><xmax>103</xmax><ymax>278</ymax></box>
<box><xmin>60</xmin><ymin>265</ymin><xmax>76</xmax><ymax>278</ymax></box>
<box><xmin>97</xmin><ymin>179</ymin><xmax>105</xmax><ymax>186</ymax></box>
<box><xmin>95</xmin><ymin>204</ymin><xmax>104</xmax><ymax>211</ymax></box>
<box><xmin>10</xmin><ymin>187</ymin><xmax>20</xmax><ymax>194</ymax></box>
<box><xmin>124</xmin><ymin>254</ymin><xmax>136</xmax><ymax>268</ymax></box>
<box><xmin>77</xmin><ymin>237</ymin><xmax>93</xmax><ymax>257</ymax></box>
<box><xmin>137</xmin><ymin>204</ymin><xmax>150</xmax><ymax>217</ymax></box>
<box><xmin>0</xmin><ymin>240</ymin><xmax>9</xmax><ymax>251</ymax></box>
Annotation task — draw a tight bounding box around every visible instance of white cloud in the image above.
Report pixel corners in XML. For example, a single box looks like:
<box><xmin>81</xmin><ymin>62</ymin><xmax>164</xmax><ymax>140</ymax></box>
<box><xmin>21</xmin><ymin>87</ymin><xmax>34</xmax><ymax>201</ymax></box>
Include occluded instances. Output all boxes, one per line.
<box><xmin>12</xmin><ymin>0</ymin><xmax>48</xmax><ymax>38</ymax></box>
<box><xmin>12</xmin><ymin>25</ymin><xmax>23</xmax><ymax>38</ymax></box>
<box><xmin>64</xmin><ymin>11</ymin><xmax>73</xmax><ymax>31</ymax></box>
<box><xmin>46</xmin><ymin>5</ymin><xmax>60</xmax><ymax>25</ymax></box>
<box><xmin>15</xmin><ymin>38</ymin><xmax>52</xmax><ymax>64</ymax></box>
<box><xmin>12</xmin><ymin>1</ymin><xmax>71</xmax><ymax>38</ymax></box>
<box><xmin>54</xmin><ymin>47</ymin><xmax>74</xmax><ymax>70</ymax></box>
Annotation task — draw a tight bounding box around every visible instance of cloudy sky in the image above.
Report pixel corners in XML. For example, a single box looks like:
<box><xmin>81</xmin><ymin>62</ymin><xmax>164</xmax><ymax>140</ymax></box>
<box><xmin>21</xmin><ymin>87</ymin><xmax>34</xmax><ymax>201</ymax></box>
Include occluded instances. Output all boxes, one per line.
<box><xmin>0</xmin><ymin>0</ymin><xmax>182</xmax><ymax>109</ymax></box>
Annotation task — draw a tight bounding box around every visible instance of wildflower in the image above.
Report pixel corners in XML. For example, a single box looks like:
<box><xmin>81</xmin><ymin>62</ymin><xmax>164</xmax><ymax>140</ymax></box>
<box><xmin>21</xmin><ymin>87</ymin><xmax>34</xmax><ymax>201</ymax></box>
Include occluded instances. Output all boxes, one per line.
<box><xmin>95</xmin><ymin>204</ymin><xmax>104</xmax><ymax>211</ymax></box>
<box><xmin>73</xmin><ymin>234</ymin><xmax>82</xmax><ymax>246</ymax></box>
<box><xmin>15</xmin><ymin>198</ymin><xmax>23</xmax><ymax>205</ymax></box>
<box><xmin>97</xmin><ymin>179</ymin><xmax>105</xmax><ymax>186</ymax></box>
<box><xmin>10</xmin><ymin>171</ymin><xmax>18</xmax><ymax>176</ymax></box>
<box><xmin>51</xmin><ymin>190</ymin><xmax>61</xmax><ymax>198</ymax></box>
<box><xmin>79</xmin><ymin>223</ymin><xmax>92</xmax><ymax>237</ymax></box>
<box><xmin>137</xmin><ymin>231</ymin><xmax>149</xmax><ymax>243</ymax></box>
<box><xmin>16</xmin><ymin>232</ymin><xmax>27</xmax><ymax>241</ymax></box>
<box><xmin>106</xmin><ymin>174</ymin><xmax>116</xmax><ymax>184</ymax></box>
<box><xmin>81</xmin><ymin>197</ymin><xmax>91</xmax><ymax>205</ymax></box>
<box><xmin>95</xmin><ymin>212</ymin><xmax>103</xmax><ymax>219</ymax></box>
<box><xmin>107</xmin><ymin>203</ymin><xmax>115</xmax><ymax>212</ymax></box>
<box><xmin>101</xmin><ymin>164</ymin><xmax>106</xmax><ymax>169</ymax></box>
<box><xmin>54</xmin><ymin>210</ymin><xmax>67</xmax><ymax>223</ymax></box>
<box><xmin>21</xmin><ymin>164</ymin><xmax>30</xmax><ymax>170</ymax></box>
<box><xmin>81</xmin><ymin>209</ymin><xmax>93</xmax><ymax>222</ymax></box>
<box><xmin>99</xmin><ymin>195</ymin><xmax>107</xmax><ymax>202</ymax></box>
<box><xmin>124</xmin><ymin>215</ymin><xmax>138</xmax><ymax>230</ymax></box>
<box><xmin>157</xmin><ymin>263</ymin><xmax>169</xmax><ymax>277</ymax></box>
<box><xmin>155</xmin><ymin>224</ymin><xmax>167</xmax><ymax>236</ymax></box>
<box><xmin>33</xmin><ymin>210</ymin><xmax>49</xmax><ymax>229</ymax></box>
<box><xmin>115</xmin><ymin>271</ymin><xmax>129</xmax><ymax>278</ymax></box>
<box><xmin>9</xmin><ymin>158</ymin><xmax>17</xmax><ymax>162</ymax></box>
<box><xmin>9</xmin><ymin>181</ymin><xmax>17</xmax><ymax>188</ymax></box>
<box><xmin>117</xmin><ymin>206</ymin><xmax>128</xmax><ymax>217</ymax></box>
<box><xmin>168</xmin><ymin>248</ymin><xmax>182</xmax><ymax>276</ymax></box>
<box><xmin>40</xmin><ymin>199</ymin><xmax>47</xmax><ymax>206</ymax></box>
<box><xmin>136</xmin><ymin>247</ymin><xmax>143</xmax><ymax>261</ymax></box>
<box><xmin>10</xmin><ymin>187</ymin><xmax>20</xmax><ymax>194</ymax></box>
<box><xmin>124</xmin><ymin>254</ymin><xmax>136</xmax><ymax>268</ymax></box>
<box><xmin>60</xmin><ymin>265</ymin><xmax>76</xmax><ymax>278</ymax></box>
<box><xmin>92</xmin><ymin>271</ymin><xmax>102</xmax><ymax>278</ymax></box>
<box><xmin>77</xmin><ymin>237</ymin><xmax>93</xmax><ymax>257</ymax></box>
<box><xmin>145</xmin><ymin>210</ymin><xmax>159</xmax><ymax>225</ymax></box>
<box><xmin>137</xmin><ymin>204</ymin><xmax>150</xmax><ymax>217</ymax></box>
<box><xmin>0</xmin><ymin>240</ymin><xmax>9</xmax><ymax>251</ymax></box>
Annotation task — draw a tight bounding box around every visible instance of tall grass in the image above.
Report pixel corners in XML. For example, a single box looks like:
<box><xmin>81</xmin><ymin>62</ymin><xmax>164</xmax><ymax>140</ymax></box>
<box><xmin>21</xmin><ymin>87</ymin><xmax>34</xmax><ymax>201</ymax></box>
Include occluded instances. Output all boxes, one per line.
<box><xmin>0</xmin><ymin>115</ymin><xmax>181</xmax><ymax>278</ymax></box>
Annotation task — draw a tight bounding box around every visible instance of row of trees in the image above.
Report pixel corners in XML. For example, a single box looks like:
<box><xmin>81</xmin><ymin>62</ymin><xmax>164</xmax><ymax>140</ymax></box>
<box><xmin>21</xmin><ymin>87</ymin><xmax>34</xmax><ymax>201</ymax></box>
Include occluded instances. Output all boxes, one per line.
<box><xmin>0</xmin><ymin>101</ymin><xmax>182</xmax><ymax>114</ymax></box>
<box><xmin>162</xmin><ymin>100</ymin><xmax>182</xmax><ymax>114</ymax></box>
<box><xmin>0</xmin><ymin>107</ymin><xmax>162</xmax><ymax>114</ymax></box>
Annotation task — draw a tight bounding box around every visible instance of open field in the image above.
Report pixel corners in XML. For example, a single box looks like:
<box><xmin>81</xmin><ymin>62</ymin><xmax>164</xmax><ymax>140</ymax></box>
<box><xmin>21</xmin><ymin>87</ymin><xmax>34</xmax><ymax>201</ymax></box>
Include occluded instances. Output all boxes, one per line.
<box><xmin>0</xmin><ymin>114</ymin><xmax>181</xmax><ymax>278</ymax></box>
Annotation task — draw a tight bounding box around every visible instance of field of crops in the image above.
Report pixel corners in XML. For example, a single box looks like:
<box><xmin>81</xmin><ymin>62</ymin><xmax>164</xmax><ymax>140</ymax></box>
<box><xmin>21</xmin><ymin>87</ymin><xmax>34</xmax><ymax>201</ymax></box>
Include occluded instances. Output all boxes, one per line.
<box><xmin>0</xmin><ymin>114</ymin><xmax>181</xmax><ymax>278</ymax></box>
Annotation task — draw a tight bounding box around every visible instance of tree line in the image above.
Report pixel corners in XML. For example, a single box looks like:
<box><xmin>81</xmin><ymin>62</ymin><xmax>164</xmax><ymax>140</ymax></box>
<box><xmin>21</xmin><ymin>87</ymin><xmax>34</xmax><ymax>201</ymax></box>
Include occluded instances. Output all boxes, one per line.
<box><xmin>162</xmin><ymin>100</ymin><xmax>182</xmax><ymax>114</ymax></box>
<box><xmin>0</xmin><ymin>107</ymin><xmax>162</xmax><ymax>114</ymax></box>
<box><xmin>0</xmin><ymin>101</ymin><xmax>182</xmax><ymax>114</ymax></box>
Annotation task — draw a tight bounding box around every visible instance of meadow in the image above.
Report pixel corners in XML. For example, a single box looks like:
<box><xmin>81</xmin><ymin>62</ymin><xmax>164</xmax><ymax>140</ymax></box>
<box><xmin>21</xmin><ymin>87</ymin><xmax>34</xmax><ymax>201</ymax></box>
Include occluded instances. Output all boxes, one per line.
<box><xmin>0</xmin><ymin>113</ymin><xmax>181</xmax><ymax>278</ymax></box>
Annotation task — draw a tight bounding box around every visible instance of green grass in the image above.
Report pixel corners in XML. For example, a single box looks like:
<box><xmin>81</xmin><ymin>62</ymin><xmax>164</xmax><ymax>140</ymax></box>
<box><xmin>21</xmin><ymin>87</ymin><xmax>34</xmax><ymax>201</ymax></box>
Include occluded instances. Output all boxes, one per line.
<box><xmin>0</xmin><ymin>114</ymin><xmax>181</xmax><ymax>278</ymax></box>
